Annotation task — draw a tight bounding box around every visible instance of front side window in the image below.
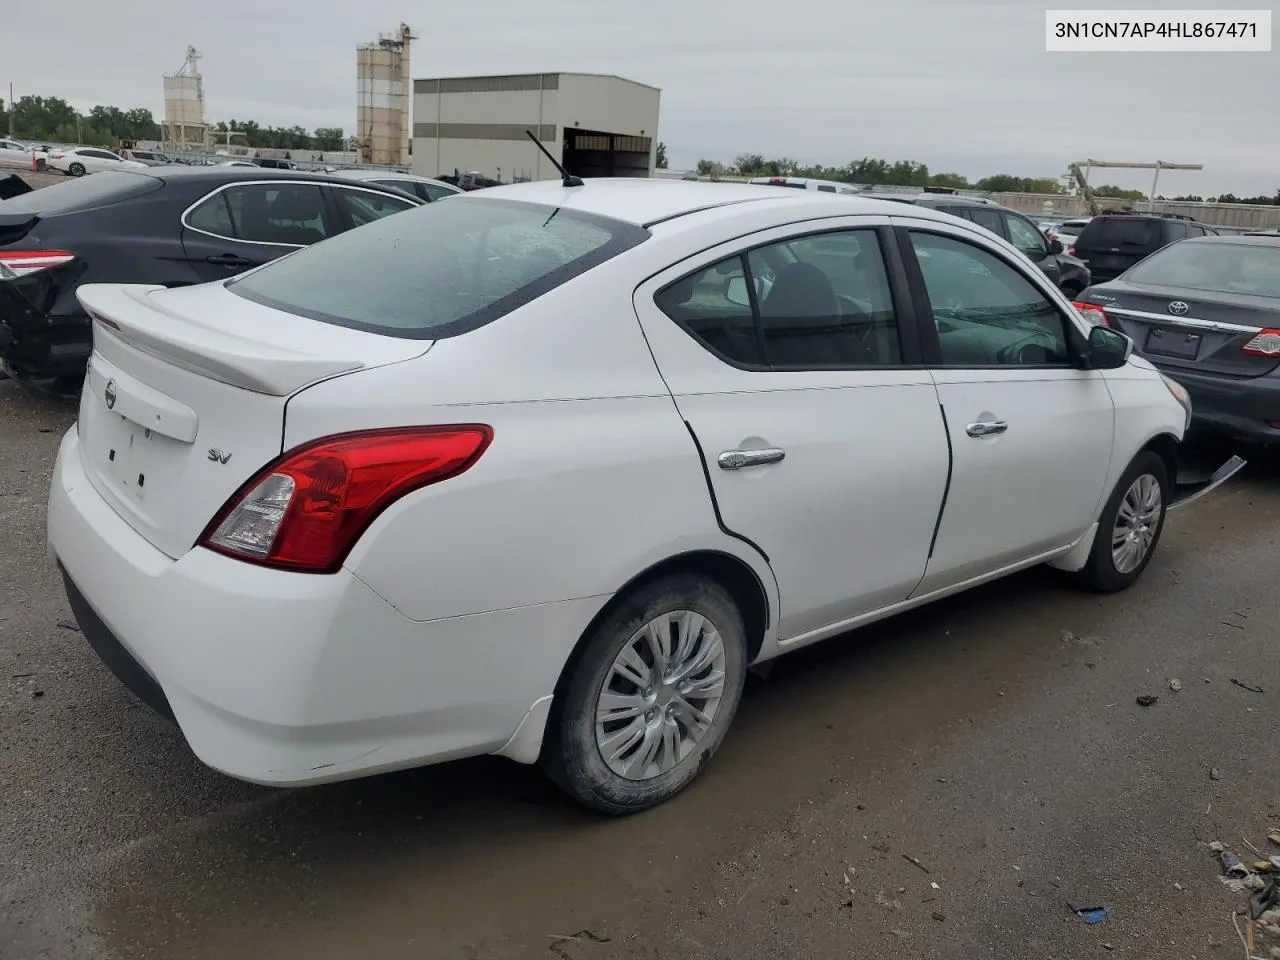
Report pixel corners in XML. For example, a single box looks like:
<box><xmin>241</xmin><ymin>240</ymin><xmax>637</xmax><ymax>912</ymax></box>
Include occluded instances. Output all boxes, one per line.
<box><xmin>910</xmin><ymin>231</ymin><xmax>1071</xmax><ymax>367</ymax></box>
<box><xmin>422</xmin><ymin>183</ymin><xmax>458</xmax><ymax>201</ymax></box>
<box><xmin>229</xmin><ymin>197</ymin><xmax>647</xmax><ymax>338</ymax></box>
<box><xmin>1005</xmin><ymin>214</ymin><xmax>1048</xmax><ymax>257</ymax></box>
<box><xmin>655</xmin><ymin>229</ymin><xmax>902</xmax><ymax>368</ymax></box>
<box><xmin>335</xmin><ymin>187</ymin><xmax>416</xmax><ymax>228</ymax></box>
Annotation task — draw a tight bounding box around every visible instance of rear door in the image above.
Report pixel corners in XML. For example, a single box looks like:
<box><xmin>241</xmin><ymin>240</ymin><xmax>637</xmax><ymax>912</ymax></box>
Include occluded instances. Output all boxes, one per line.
<box><xmin>179</xmin><ymin>180</ymin><xmax>338</xmax><ymax>282</ymax></box>
<box><xmin>633</xmin><ymin>217</ymin><xmax>951</xmax><ymax>641</ymax></box>
<box><xmin>897</xmin><ymin>218</ymin><xmax>1114</xmax><ymax>592</ymax></box>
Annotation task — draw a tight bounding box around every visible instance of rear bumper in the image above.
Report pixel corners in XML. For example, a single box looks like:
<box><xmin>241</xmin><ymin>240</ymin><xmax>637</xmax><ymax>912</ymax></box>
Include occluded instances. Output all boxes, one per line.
<box><xmin>1152</xmin><ymin>363</ymin><xmax>1280</xmax><ymax>445</ymax></box>
<box><xmin>0</xmin><ymin>278</ymin><xmax>92</xmax><ymax>390</ymax></box>
<box><xmin>48</xmin><ymin>426</ymin><xmax>600</xmax><ymax>786</ymax></box>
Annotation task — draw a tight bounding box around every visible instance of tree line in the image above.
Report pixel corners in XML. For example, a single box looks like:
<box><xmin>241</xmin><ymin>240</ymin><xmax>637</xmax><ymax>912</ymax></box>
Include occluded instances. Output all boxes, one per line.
<box><xmin>0</xmin><ymin>95</ymin><xmax>346</xmax><ymax>152</ymax></box>
<box><xmin>696</xmin><ymin>153</ymin><xmax>1279</xmax><ymax>204</ymax></box>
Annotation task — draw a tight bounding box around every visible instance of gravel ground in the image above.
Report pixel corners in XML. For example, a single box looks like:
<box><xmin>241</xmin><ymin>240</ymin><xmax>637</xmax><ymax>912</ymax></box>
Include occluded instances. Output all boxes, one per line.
<box><xmin>1</xmin><ymin>380</ymin><xmax>1278</xmax><ymax>960</ymax></box>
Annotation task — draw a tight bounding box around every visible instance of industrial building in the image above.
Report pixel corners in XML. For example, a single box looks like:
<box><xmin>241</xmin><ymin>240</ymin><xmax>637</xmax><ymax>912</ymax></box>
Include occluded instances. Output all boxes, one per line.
<box><xmin>411</xmin><ymin>72</ymin><xmax>661</xmax><ymax>183</ymax></box>
<box><xmin>356</xmin><ymin>24</ymin><xmax>414</xmax><ymax>166</ymax></box>
<box><xmin>161</xmin><ymin>47</ymin><xmax>209</xmax><ymax>150</ymax></box>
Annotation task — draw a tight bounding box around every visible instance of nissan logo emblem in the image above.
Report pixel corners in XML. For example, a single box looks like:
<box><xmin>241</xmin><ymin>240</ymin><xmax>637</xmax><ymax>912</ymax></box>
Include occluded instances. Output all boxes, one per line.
<box><xmin>1167</xmin><ymin>301</ymin><xmax>1190</xmax><ymax>316</ymax></box>
<box><xmin>104</xmin><ymin>379</ymin><xmax>117</xmax><ymax>410</ymax></box>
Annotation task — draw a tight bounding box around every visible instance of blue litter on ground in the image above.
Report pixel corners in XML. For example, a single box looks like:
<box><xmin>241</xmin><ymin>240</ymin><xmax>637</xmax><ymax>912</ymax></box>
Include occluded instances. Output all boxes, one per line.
<box><xmin>1082</xmin><ymin>908</ymin><xmax>1109</xmax><ymax>925</ymax></box>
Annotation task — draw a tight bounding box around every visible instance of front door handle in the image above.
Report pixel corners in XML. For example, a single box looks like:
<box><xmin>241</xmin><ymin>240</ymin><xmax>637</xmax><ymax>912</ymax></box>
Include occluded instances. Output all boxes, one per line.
<box><xmin>966</xmin><ymin>419</ymin><xmax>1008</xmax><ymax>438</ymax></box>
<box><xmin>718</xmin><ymin>447</ymin><xmax>786</xmax><ymax>470</ymax></box>
<box><xmin>206</xmin><ymin>253</ymin><xmax>255</xmax><ymax>267</ymax></box>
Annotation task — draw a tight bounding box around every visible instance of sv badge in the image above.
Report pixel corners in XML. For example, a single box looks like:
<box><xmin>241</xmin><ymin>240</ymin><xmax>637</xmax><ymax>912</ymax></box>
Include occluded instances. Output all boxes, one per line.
<box><xmin>207</xmin><ymin>448</ymin><xmax>232</xmax><ymax>464</ymax></box>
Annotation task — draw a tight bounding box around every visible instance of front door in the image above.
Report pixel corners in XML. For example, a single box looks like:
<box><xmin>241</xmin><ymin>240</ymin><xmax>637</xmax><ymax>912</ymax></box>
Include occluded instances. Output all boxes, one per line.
<box><xmin>179</xmin><ymin>181</ymin><xmax>337</xmax><ymax>283</ymax></box>
<box><xmin>897</xmin><ymin>221</ymin><xmax>1115</xmax><ymax>594</ymax></box>
<box><xmin>633</xmin><ymin>219</ymin><xmax>951</xmax><ymax>641</ymax></box>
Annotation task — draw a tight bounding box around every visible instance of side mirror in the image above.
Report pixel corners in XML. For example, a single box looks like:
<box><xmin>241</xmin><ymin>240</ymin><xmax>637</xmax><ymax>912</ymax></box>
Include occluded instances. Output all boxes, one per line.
<box><xmin>725</xmin><ymin>276</ymin><xmax>751</xmax><ymax>307</ymax></box>
<box><xmin>1048</xmin><ymin>238</ymin><xmax>1064</xmax><ymax>255</ymax></box>
<box><xmin>1086</xmin><ymin>324</ymin><xmax>1133</xmax><ymax>369</ymax></box>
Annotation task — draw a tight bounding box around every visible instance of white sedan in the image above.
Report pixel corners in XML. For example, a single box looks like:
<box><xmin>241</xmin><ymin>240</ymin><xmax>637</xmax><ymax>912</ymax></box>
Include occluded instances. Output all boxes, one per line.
<box><xmin>46</xmin><ymin>180</ymin><xmax>1241</xmax><ymax>813</ymax></box>
<box><xmin>47</xmin><ymin>147</ymin><xmax>148</xmax><ymax>177</ymax></box>
<box><xmin>0</xmin><ymin>138</ymin><xmax>47</xmax><ymax>170</ymax></box>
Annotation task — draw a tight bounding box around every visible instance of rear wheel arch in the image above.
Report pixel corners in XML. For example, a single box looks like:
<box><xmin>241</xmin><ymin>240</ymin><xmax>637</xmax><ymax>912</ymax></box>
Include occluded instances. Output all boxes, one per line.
<box><xmin>548</xmin><ymin>550</ymin><xmax>771</xmax><ymax>725</ymax></box>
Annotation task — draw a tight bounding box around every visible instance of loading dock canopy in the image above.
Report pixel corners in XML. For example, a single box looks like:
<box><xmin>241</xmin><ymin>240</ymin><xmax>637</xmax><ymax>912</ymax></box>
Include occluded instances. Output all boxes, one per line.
<box><xmin>563</xmin><ymin>129</ymin><xmax>652</xmax><ymax>178</ymax></box>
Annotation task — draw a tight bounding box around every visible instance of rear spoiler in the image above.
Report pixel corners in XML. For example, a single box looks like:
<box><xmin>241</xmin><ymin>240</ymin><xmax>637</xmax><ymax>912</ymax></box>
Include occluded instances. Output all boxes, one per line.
<box><xmin>77</xmin><ymin>283</ymin><xmax>364</xmax><ymax>396</ymax></box>
<box><xmin>1168</xmin><ymin>454</ymin><xmax>1247</xmax><ymax>512</ymax></box>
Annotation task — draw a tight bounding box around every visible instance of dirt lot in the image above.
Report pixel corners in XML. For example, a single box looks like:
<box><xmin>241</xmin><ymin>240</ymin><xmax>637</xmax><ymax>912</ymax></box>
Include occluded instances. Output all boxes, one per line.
<box><xmin>1</xmin><ymin>382</ymin><xmax>1278</xmax><ymax>960</ymax></box>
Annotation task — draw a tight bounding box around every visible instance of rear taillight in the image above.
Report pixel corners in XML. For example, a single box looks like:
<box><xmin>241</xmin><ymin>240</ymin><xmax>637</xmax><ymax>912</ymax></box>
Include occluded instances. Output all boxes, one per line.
<box><xmin>200</xmin><ymin>425</ymin><xmax>493</xmax><ymax>573</ymax></box>
<box><xmin>1242</xmin><ymin>329</ymin><xmax>1280</xmax><ymax>357</ymax></box>
<box><xmin>1071</xmin><ymin>300</ymin><xmax>1111</xmax><ymax>327</ymax></box>
<box><xmin>0</xmin><ymin>250</ymin><xmax>74</xmax><ymax>280</ymax></box>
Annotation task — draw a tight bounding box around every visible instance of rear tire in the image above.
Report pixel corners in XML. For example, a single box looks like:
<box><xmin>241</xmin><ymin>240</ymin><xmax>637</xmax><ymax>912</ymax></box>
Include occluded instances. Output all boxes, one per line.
<box><xmin>1075</xmin><ymin>450</ymin><xmax>1168</xmax><ymax>593</ymax></box>
<box><xmin>67</xmin><ymin>162</ymin><xmax>85</xmax><ymax>177</ymax></box>
<box><xmin>542</xmin><ymin>575</ymin><xmax>747</xmax><ymax>815</ymax></box>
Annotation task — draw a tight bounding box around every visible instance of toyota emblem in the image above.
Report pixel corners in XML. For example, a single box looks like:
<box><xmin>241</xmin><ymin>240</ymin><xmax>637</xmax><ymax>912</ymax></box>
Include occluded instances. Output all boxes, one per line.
<box><xmin>1167</xmin><ymin>301</ymin><xmax>1190</xmax><ymax>316</ymax></box>
<box><xmin>104</xmin><ymin>379</ymin><xmax>117</xmax><ymax>410</ymax></box>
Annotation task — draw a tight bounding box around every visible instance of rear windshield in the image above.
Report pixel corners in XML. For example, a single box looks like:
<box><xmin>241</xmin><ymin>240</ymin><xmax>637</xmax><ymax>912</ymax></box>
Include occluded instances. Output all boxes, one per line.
<box><xmin>1124</xmin><ymin>241</ymin><xmax>1280</xmax><ymax>297</ymax></box>
<box><xmin>1078</xmin><ymin>217</ymin><xmax>1162</xmax><ymax>249</ymax></box>
<box><xmin>228</xmin><ymin>196</ymin><xmax>649</xmax><ymax>339</ymax></box>
<box><xmin>0</xmin><ymin>170</ymin><xmax>161</xmax><ymax>215</ymax></box>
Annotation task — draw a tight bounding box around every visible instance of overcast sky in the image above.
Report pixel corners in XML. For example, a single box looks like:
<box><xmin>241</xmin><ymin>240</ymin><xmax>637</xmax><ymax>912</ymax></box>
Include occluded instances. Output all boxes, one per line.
<box><xmin>3</xmin><ymin>0</ymin><xmax>1276</xmax><ymax>195</ymax></box>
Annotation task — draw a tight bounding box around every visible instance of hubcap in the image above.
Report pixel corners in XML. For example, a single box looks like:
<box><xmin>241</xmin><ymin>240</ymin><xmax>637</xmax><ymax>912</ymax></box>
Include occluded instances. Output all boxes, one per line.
<box><xmin>594</xmin><ymin>610</ymin><xmax>727</xmax><ymax>781</ymax></box>
<box><xmin>1112</xmin><ymin>473</ymin><xmax>1162</xmax><ymax>574</ymax></box>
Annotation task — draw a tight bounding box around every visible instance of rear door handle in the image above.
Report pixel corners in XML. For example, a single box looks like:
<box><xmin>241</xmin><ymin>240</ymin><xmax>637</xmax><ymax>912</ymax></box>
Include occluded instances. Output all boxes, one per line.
<box><xmin>966</xmin><ymin>419</ymin><xmax>1008</xmax><ymax>438</ymax></box>
<box><xmin>718</xmin><ymin>447</ymin><xmax>786</xmax><ymax>470</ymax></box>
<box><xmin>206</xmin><ymin>254</ymin><xmax>255</xmax><ymax>267</ymax></box>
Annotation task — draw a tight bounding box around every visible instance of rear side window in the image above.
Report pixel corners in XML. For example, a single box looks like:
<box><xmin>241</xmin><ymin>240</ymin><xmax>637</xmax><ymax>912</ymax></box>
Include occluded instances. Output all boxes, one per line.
<box><xmin>187</xmin><ymin>183</ymin><xmax>331</xmax><ymax>246</ymax></box>
<box><xmin>0</xmin><ymin>170</ymin><xmax>161</xmax><ymax>215</ymax></box>
<box><xmin>1078</xmin><ymin>218</ymin><xmax>1162</xmax><ymax>249</ymax></box>
<box><xmin>229</xmin><ymin>197</ymin><xmax>648</xmax><ymax>339</ymax></box>
<box><xmin>654</xmin><ymin>228</ymin><xmax>902</xmax><ymax>368</ymax></box>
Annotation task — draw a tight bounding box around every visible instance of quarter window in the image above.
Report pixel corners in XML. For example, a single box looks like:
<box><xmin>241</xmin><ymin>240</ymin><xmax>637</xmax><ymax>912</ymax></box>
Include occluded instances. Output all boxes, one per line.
<box><xmin>422</xmin><ymin>183</ymin><xmax>458</xmax><ymax>201</ymax></box>
<box><xmin>655</xmin><ymin>229</ymin><xmax>902</xmax><ymax>368</ymax></box>
<box><xmin>909</xmin><ymin>231</ymin><xmax>1071</xmax><ymax>367</ymax></box>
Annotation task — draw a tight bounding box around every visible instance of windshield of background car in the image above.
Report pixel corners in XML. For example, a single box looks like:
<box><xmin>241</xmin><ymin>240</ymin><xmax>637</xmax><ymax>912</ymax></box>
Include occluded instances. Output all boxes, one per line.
<box><xmin>228</xmin><ymin>197</ymin><xmax>650</xmax><ymax>339</ymax></box>
<box><xmin>1124</xmin><ymin>242</ymin><xmax>1280</xmax><ymax>298</ymax></box>
<box><xmin>0</xmin><ymin>170</ymin><xmax>161</xmax><ymax>215</ymax></box>
<box><xmin>1079</xmin><ymin>218</ymin><xmax>1162</xmax><ymax>248</ymax></box>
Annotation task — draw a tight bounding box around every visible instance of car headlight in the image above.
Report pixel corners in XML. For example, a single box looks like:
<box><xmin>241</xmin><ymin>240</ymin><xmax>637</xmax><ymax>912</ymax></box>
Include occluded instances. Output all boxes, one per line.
<box><xmin>1161</xmin><ymin>374</ymin><xmax>1192</xmax><ymax>430</ymax></box>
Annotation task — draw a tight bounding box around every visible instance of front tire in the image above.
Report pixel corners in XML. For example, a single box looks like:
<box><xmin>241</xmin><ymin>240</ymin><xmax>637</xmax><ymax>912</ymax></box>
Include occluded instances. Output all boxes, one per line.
<box><xmin>67</xmin><ymin>162</ymin><xmax>85</xmax><ymax>177</ymax></box>
<box><xmin>543</xmin><ymin>576</ymin><xmax>748</xmax><ymax>815</ymax></box>
<box><xmin>1076</xmin><ymin>450</ymin><xmax>1168</xmax><ymax>592</ymax></box>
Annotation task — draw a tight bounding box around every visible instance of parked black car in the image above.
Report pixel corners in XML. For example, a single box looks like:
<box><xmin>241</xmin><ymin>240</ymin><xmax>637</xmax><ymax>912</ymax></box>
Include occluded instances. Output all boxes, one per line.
<box><xmin>0</xmin><ymin>166</ymin><xmax>423</xmax><ymax>395</ymax></box>
<box><xmin>876</xmin><ymin>194</ymin><xmax>1093</xmax><ymax>296</ymax></box>
<box><xmin>1071</xmin><ymin>213</ymin><xmax>1219</xmax><ymax>284</ymax></box>
<box><xmin>0</xmin><ymin>172</ymin><xmax>33</xmax><ymax>201</ymax></box>
<box><xmin>1075</xmin><ymin>234</ymin><xmax>1280</xmax><ymax>444</ymax></box>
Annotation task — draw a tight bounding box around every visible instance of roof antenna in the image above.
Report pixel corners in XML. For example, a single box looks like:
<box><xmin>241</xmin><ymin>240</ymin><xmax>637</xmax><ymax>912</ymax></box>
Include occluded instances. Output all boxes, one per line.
<box><xmin>525</xmin><ymin>129</ymin><xmax>584</xmax><ymax>187</ymax></box>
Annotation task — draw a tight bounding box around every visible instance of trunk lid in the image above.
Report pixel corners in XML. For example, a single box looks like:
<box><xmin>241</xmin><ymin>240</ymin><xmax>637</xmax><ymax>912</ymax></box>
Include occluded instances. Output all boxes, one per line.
<box><xmin>74</xmin><ymin>281</ymin><xmax>432</xmax><ymax>558</ymax></box>
<box><xmin>1080</xmin><ymin>279</ymin><xmax>1280</xmax><ymax>377</ymax></box>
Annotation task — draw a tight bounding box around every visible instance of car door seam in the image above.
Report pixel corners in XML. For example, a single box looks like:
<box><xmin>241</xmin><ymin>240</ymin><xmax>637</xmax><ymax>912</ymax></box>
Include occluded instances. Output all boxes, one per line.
<box><xmin>927</xmin><ymin>402</ymin><xmax>953</xmax><ymax>561</ymax></box>
<box><xmin>681</xmin><ymin>419</ymin><xmax>771</xmax><ymax>564</ymax></box>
